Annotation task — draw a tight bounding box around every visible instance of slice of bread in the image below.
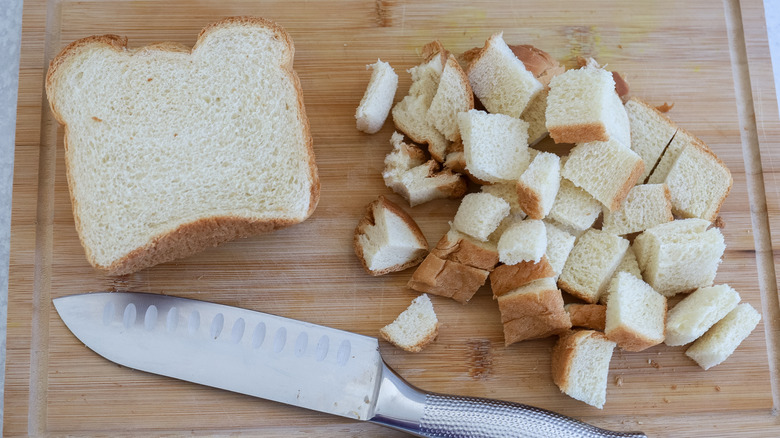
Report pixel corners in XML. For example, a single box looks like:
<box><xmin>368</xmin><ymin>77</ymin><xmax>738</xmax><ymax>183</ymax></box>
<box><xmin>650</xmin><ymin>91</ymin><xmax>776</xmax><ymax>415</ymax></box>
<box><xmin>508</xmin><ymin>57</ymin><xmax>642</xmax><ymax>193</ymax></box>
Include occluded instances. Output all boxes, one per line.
<box><xmin>466</xmin><ymin>32</ymin><xmax>544</xmax><ymax>117</ymax></box>
<box><xmin>685</xmin><ymin>303</ymin><xmax>761</xmax><ymax>370</ymax></box>
<box><xmin>392</xmin><ymin>48</ymin><xmax>451</xmax><ymax>162</ymax></box>
<box><xmin>452</xmin><ymin>192</ymin><xmax>511</xmax><ymax>242</ymax></box>
<box><xmin>499</xmin><ymin>278</ymin><xmax>572</xmax><ymax>343</ymax></box>
<box><xmin>601</xmin><ymin>184</ymin><xmax>674</xmax><ymax>236</ymax></box>
<box><xmin>624</xmin><ymin>97</ymin><xmax>677</xmax><ymax>182</ymax></box>
<box><xmin>551</xmin><ymin>330</ymin><xmax>616</xmax><ymax>409</ymax></box>
<box><xmin>665</xmin><ymin>284</ymin><xmax>741</xmax><ymax>346</ymax></box>
<box><xmin>561</xmin><ymin>139</ymin><xmax>644</xmax><ymax>211</ymax></box>
<box><xmin>481</xmin><ymin>183</ymin><xmax>528</xmax><ymax>218</ymax></box>
<box><xmin>633</xmin><ymin>219</ymin><xmax>726</xmax><ymax>296</ymax></box>
<box><xmin>548</xmin><ymin>179</ymin><xmax>602</xmax><ymax>231</ymax></box>
<box><xmin>430</xmin><ymin>228</ymin><xmax>500</xmax><ymax>271</ymax></box>
<box><xmin>565</xmin><ymin>304</ymin><xmax>607</xmax><ymax>331</ymax></box>
<box><xmin>497</xmin><ymin>219</ymin><xmax>547</xmax><ymax>264</ymax></box>
<box><xmin>544</xmin><ymin>221</ymin><xmax>577</xmax><ymax>275</ymax></box>
<box><xmin>356</xmin><ymin>59</ymin><xmax>398</xmax><ymax>134</ymax></box>
<box><xmin>407</xmin><ymin>253</ymin><xmax>490</xmax><ymax>303</ymax></box>
<box><xmin>383</xmin><ymin>132</ymin><xmax>467</xmax><ymax>206</ymax></box>
<box><xmin>660</xmin><ymin>139</ymin><xmax>732</xmax><ymax>222</ymax></box>
<box><xmin>427</xmin><ymin>54</ymin><xmax>474</xmax><ymax>142</ymax></box>
<box><xmin>354</xmin><ymin>196</ymin><xmax>428</xmax><ymax>276</ymax></box>
<box><xmin>459</xmin><ymin>109</ymin><xmax>531</xmax><ymax>183</ymax></box>
<box><xmin>604</xmin><ymin>272</ymin><xmax>667</xmax><ymax>351</ymax></box>
<box><xmin>45</xmin><ymin>17</ymin><xmax>320</xmax><ymax>275</ymax></box>
<box><xmin>380</xmin><ymin>294</ymin><xmax>439</xmax><ymax>352</ymax></box>
<box><xmin>559</xmin><ymin>229</ymin><xmax>629</xmax><ymax>303</ymax></box>
<box><xmin>516</xmin><ymin>151</ymin><xmax>561</xmax><ymax>219</ymax></box>
<box><xmin>490</xmin><ymin>256</ymin><xmax>556</xmax><ymax>297</ymax></box>
<box><xmin>545</xmin><ymin>66</ymin><xmax>630</xmax><ymax>147</ymax></box>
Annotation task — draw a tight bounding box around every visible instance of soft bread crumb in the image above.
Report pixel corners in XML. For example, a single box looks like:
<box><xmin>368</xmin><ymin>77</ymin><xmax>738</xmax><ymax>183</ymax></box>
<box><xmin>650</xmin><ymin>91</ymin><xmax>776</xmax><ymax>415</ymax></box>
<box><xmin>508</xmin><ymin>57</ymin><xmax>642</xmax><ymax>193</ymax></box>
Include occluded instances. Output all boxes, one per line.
<box><xmin>380</xmin><ymin>294</ymin><xmax>439</xmax><ymax>352</ymax></box>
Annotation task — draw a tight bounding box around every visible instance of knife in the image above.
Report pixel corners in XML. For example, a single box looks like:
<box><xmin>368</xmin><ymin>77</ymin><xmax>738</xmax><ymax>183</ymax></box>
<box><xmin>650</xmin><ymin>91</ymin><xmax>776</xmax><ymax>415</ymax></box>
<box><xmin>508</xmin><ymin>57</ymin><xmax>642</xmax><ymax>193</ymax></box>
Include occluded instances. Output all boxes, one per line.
<box><xmin>53</xmin><ymin>292</ymin><xmax>646</xmax><ymax>438</ymax></box>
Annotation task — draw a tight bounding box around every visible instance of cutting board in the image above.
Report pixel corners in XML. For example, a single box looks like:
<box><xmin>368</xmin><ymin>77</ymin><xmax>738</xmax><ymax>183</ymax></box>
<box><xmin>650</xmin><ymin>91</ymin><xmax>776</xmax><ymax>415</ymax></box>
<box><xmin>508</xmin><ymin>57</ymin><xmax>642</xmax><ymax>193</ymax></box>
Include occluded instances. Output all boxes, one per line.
<box><xmin>8</xmin><ymin>0</ymin><xmax>780</xmax><ymax>436</ymax></box>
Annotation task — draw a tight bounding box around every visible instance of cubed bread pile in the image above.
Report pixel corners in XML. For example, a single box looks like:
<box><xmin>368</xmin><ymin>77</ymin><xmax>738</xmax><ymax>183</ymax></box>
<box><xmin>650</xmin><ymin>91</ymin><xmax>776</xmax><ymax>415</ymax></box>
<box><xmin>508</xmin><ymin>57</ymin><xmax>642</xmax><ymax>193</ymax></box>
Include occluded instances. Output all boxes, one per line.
<box><xmin>353</xmin><ymin>33</ymin><xmax>761</xmax><ymax>409</ymax></box>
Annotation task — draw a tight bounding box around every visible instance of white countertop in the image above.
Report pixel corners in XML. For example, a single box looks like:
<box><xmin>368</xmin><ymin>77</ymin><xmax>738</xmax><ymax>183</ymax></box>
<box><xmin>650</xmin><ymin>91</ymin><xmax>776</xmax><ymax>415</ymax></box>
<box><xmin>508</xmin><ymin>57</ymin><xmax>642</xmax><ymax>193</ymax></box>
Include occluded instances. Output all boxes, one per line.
<box><xmin>0</xmin><ymin>0</ymin><xmax>778</xmax><ymax>435</ymax></box>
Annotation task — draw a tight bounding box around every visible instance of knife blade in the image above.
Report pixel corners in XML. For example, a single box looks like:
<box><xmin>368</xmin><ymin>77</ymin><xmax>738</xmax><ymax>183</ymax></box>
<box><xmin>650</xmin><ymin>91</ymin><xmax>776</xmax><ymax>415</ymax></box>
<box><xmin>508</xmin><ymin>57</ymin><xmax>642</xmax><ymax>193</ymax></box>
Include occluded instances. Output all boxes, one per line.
<box><xmin>53</xmin><ymin>292</ymin><xmax>646</xmax><ymax>438</ymax></box>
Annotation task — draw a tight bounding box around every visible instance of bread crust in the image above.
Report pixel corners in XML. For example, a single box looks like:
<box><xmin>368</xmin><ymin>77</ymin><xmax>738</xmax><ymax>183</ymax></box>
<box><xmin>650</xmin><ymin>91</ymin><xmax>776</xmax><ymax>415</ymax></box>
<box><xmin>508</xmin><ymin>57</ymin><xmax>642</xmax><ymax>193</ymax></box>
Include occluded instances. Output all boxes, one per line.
<box><xmin>353</xmin><ymin>196</ymin><xmax>428</xmax><ymax>276</ymax></box>
<box><xmin>548</xmin><ymin>123</ymin><xmax>608</xmax><ymax>145</ymax></box>
<box><xmin>498</xmin><ymin>281</ymin><xmax>568</xmax><ymax>324</ymax></box>
<box><xmin>607</xmin><ymin>156</ymin><xmax>645</xmax><ymax>211</ymax></box>
<box><xmin>490</xmin><ymin>257</ymin><xmax>555</xmax><ymax>297</ymax></box>
<box><xmin>516</xmin><ymin>180</ymin><xmax>544</xmax><ymax>219</ymax></box>
<box><xmin>430</xmin><ymin>231</ymin><xmax>499</xmax><ymax>271</ymax></box>
<box><xmin>380</xmin><ymin>322</ymin><xmax>439</xmax><ymax>353</ymax></box>
<box><xmin>408</xmin><ymin>254</ymin><xmax>490</xmax><ymax>303</ymax></box>
<box><xmin>566</xmin><ymin>303</ymin><xmax>607</xmax><ymax>331</ymax></box>
<box><xmin>551</xmin><ymin>330</ymin><xmax>609</xmax><ymax>391</ymax></box>
<box><xmin>502</xmin><ymin>298</ymin><xmax>572</xmax><ymax>345</ymax></box>
<box><xmin>46</xmin><ymin>17</ymin><xmax>320</xmax><ymax>275</ymax></box>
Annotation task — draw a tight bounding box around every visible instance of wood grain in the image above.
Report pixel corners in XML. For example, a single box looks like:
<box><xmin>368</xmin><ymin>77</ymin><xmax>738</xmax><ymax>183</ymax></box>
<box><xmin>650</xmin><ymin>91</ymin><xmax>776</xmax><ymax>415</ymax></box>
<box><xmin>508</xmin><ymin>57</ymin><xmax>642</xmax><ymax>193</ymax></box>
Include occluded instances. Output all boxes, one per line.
<box><xmin>7</xmin><ymin>0</ymin><xmax>780</xmax><ymax>436</ymax></box>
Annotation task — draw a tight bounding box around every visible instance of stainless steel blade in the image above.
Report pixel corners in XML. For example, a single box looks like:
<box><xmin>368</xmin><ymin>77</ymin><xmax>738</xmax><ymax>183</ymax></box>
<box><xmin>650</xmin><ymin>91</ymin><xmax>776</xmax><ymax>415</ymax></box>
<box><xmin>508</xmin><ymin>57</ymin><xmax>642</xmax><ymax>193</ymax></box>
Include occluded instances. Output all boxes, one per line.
<box><xmin>53</xmin><ymin>292</ymin><xmax>382</xmax><ymax>420</ymax></box>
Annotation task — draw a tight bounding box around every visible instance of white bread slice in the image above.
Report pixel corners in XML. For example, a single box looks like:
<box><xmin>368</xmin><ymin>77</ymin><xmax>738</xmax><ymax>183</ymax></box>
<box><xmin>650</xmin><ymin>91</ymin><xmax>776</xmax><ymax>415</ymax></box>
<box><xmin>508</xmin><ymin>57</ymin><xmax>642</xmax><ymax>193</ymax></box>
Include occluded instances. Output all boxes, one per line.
<box><xmin>356</xmin><ymin>59</ymin><xmax>398</xmax><ymax>134</ymax></box>
<box><xmin>516</xmin><ymin>151</ymin><xmax>561</xmax><ymax>219</ymax></box>
<box><xmin>548</xmin><ymin>179</ymin><xmax>602</xmax><ymax>231</ymax></box>
<box><xmin>459</xmin><ymin>109</ymin><xmax>531</xmax><ymax>183</ymax></box>
<box><xmin>551</xmin><ymin>330</ymin><xmax>616</xmax><ymax>409</ymax></box>
<box><xmin>392</xmin><ymin>46</ymin><xmax>451</xmax><ymax>162</ymax></box>
<box><xmin>407</xmin><ymin>253</ymin><xmax>490</xmax><ymax>304</ymax></box>
<box><xmin>452</xmin><ymin>193</ymin><xmax>511</xmax><ymax>242</ymax></box>
<box><xmin>45</xmin><ymin>18</ymin><xmax>319</xmax><ymax>275</ymax></box>
<box><xmin>499</xmin><ymin>277</ymin><xmax>572</xmax><ymax>344</ymax></box>
<box><xmin>565</xmin><ymin>304</ymin><xmax>606</xmax><ymax>331</ymax></box>
<box><xmin>383</xmin><ymin>132</ymin><xmax>467</xmax><ymax>206</ymax></box>
<box><xmin>481</xmin><ymin>183</ymin><xmax>527</xmax><ymax>218</ymax></box>
<box><xmin>354</xmin><ymin>196</ymin><xmax>428</xmax><ymax>276</ymax></box>
<box><xmin>665</xmin><ymin>284</ymin><xmax>741</xmax><ymax>346</ymax></box>
<box><xmin>466</xmin><ymin>32</ymin><xmax>543</xmax><ymax>117</ymax></box>
<box><xmin>624</xmin><ymin>97</ymin><xmax>677</xmax><ymax>181</ymax></box>
<box><xmin>544</xmin><ymin>220</ymin><xmax>576</xmax><ymax>275</ymax></box>
<box><xmin>685</xmin><ymin>303</ymin><xmax>761</xmax><ymax>370</ymax></box>
<box><xmin>430</xmin><ymin>228</ymin><xmax>499</xmax><ymax>271</ymax></box>
<box><xmin>490</xmin><ymin>256</ymin><xmax>556</xmax><ymax>297</ymax></box>
<box><xmin>559</xmin><ymin>229</ymin><xmax>629</xmax><ymax>303</ymax></box>
<box><xmin>601</xmin><ymin>184</ymin><xmax>674</xmax><ymax>236</ymax></box>
<box><xmin>633</xmin><ymin>219</ymin><xmax>726</xmax><ymax>297</ymax></box>
<box><xmin>380</xmin><ymin>294</ymin><xmax>439</xmax><ymax>352</ymax></box>
<box><xmin>562</xmin><ymin>139</ymin><xmax>644</xmax><ymax>211</ymax></box>
<box><xmin>497</xmin><ymin>219</ymin><xmax>547</xmax><ymax>265</ymax></box>
<box><xmin>605</xmin><ymin>272</ymin><xmax>667</xmax><ymax>352</ymax></box>
<box><xmin>545</xmin><ymin>66</ymin><xmax>630</xmax><ymax>147</ymax></box>
<box><xmin>659</xmin><ymin>139</ymin><xmax>732</xmax><ymax>221</ymax></box>
<box><xmin>427</xmin><ymin>54</ymin><xmax>474</xmax><ymax>142</ymax></box>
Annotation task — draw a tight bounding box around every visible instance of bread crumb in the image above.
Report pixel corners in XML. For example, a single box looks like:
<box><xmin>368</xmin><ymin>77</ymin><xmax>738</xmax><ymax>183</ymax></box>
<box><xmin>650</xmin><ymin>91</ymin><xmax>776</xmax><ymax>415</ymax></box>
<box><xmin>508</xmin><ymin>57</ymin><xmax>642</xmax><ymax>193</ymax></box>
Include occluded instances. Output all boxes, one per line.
<box><xmin>648</xmin><ymin>359</ymin><xmax>661</xmax><ymax>369</ymax></box>
<box><xmin>663</xmin><ymin>397</ymin><xmax>670</xmax><ymax>403</ymax></box>
<box><xmin>92</xmin><ymin>116</ymin><xmax>102</xmax><ymax>122</ymax></box>
<box><xmin>617</xmin><ymin>44</ymin><xmax>623</xmax><ymax>49</ymax></box>
<box><xmin>615</xmin><ymin>375</ymin><xmax>624</xmax><ymax>387</ymax></box>
<box><xmin>655</xmin><ymin>102</ymin><xmax>674</xmax><ymax>112</ymax></box>
<box><xmin>715</xmin><ymin>385</ymin><xmax>721</xmax><ymax>392</ymax></box>
<box><xmin>147</xmin><ymin>78</ymin><xmax>153</xmax><ymax>82</ymax></box>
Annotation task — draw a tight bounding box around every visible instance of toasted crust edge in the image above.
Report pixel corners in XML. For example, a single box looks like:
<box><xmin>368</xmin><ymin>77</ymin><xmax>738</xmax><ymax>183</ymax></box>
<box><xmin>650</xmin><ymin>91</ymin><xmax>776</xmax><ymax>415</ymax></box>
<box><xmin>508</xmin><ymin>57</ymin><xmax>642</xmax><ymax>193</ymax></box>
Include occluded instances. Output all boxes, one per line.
<box><xmin>548</xmin><ymin>123</ymin><xmax>608</xmax><ymax>145</ymax></box>
<box><xmin>353</xmin><ymin>196</ymin><xmax>429</xmax><ymax>276</ymax></box>
<box><xmin>46</xmin><ymin>17</ymin><xmax>320</xmax><ymax>275</ymax></box>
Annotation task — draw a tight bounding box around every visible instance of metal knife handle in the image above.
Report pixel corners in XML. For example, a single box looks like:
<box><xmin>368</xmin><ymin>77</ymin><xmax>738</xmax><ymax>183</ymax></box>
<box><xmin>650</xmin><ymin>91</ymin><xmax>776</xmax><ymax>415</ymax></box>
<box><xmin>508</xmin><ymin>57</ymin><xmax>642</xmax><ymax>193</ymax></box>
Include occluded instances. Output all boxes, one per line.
<box><xmin>369</xmin><ymin>362</ymin><xmax>646</xmax><ymax>438</ymax></box>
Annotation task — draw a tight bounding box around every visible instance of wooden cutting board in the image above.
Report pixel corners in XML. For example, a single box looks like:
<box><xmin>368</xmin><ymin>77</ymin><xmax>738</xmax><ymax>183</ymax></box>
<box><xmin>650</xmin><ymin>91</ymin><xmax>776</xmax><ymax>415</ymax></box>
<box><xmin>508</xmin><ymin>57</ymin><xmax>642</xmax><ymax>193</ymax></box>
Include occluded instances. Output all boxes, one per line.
<box><xmin>8</xmin><ymin>0</ymin><xmax>780</xmax><ymax>435</ymax></box>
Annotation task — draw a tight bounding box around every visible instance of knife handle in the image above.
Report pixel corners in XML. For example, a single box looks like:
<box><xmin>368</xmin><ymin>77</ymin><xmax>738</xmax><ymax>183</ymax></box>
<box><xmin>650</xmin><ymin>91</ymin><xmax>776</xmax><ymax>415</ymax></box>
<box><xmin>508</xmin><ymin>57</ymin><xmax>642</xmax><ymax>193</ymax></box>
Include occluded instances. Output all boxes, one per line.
<box><xmin>369</xmin><ymin>362</ymin><xmax>646</xmax><ymax>438</ymax></box>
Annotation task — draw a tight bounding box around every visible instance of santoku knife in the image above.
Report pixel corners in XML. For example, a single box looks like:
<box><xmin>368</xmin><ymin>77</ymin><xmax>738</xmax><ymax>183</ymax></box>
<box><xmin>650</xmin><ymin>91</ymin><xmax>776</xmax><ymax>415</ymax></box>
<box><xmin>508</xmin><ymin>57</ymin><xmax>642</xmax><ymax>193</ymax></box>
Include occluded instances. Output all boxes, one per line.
<box><xmin>53</xmin><ymin>292</ymin><xmax>646</xmax><ymax>438</ymax></box>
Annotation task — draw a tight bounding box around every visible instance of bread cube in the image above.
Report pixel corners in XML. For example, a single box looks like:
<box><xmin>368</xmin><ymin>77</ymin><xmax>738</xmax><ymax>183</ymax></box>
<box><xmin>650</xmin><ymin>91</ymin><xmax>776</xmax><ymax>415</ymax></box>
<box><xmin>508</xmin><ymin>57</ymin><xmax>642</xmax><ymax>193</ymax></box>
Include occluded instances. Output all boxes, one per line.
<box><xmin>565</xmin><ymin>304</ymin><xmax>607</xmax><ymax>331</ymax></box>
<box><xmin>467</xmin><ymin>32</ymin><xmax>543</xmax><ymax>118</ymax></box>
<box><xmin>601</xmin><ymin>184</ymin><xmax>674</xmax><ymax>235</ymax></box>
<box><xmin>490</xmin><ymin>256</ymin><xmax>555</xmax><ymax>297</ymax></box>
<box><xmin>453</xmin><ymin>192</ymin><xmax>511</xmax><ymax>242</ymax></box>
<box><xmin>427</xmin><ymin>55</ymin><xmax>474</xmax><ymax>142</ymax></box>
<box><xmin>625</xmin><ymin>97</ymin><xmax>678</xmax><ymax>181</ymax></box>
<box><xmin>356</xmin><ymin>59</ymin><xmax>398</xmax><ymax>134</ymax></box>
<box><xmin>407</xmin><ymin>253</ymin><xmax>490</xmax><ymax>304</ymax></box>
<box><xmin>497</xmin><ymin>219</ymin><xmax>547</xmax><ymax>265</ymax></box>
<box><xmin>548</xmin><ymin>179</ymin><xmax>602</xmax><ymax>231</ymax></box>
<box><xmin>516</xmin><ymin>151</ymin><xmax>561</xmax><ymax>219</ymax></box>
<box><xmin>665</xmin><ymin>284</ymin><xmax>741</xmax><ymax>346</ymax></box>
<box><xmin>499</xmin><ymin>278</ymin><xmax>572</xmax><ymax>343</ymax></box>
<box><xmin>544</xmin><ymin>220</ymin><xmax>577</xmax><ymax>276</ymax></box>
<box><xmin>551</xmin><ymin>330</ymin><xmax>616</xmax><ymax>409</ymax></box>
<box><xmin>559</xmin><ymin>229</ymin><xmax>629</xmax><ymax>303</ymax></box>
<box><xmin>605</xmin><ymin>272</ymin><xmax>667</xmax><ymax>351</ymax></box>
<box><xmin>685</xmin><ymin>303</ymin><xmax>761</xmax><ymax>370</ymax></box>
<box><xmin>380</xmin><ymin>294</ymin><xmax>438</xmax><ymax>352</ymax></box>
<box><xmin>459</xmin><ymin>109</ymin><xmax>531</xmax><ymax>183</ymax></box>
